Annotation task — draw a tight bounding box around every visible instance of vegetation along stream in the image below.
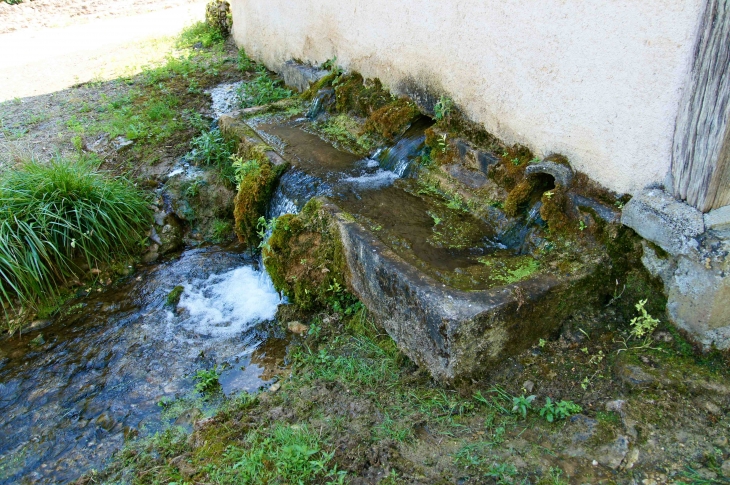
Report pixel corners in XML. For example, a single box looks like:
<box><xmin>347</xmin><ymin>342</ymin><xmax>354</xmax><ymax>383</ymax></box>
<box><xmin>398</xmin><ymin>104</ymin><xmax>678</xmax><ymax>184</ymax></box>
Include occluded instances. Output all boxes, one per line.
<box><xmin>1</xmin><ymin>10</ymin><xmax>729</xmax><ymax>485</ymax></box>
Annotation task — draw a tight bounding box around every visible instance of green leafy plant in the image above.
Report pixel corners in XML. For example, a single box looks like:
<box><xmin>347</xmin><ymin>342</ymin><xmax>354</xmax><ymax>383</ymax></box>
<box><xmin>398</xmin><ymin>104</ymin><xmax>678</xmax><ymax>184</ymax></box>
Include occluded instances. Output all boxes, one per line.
<box><xmin>539</xmin><ymin>398</ymin><xmax>582</xmax><ymax>423</ymax></box>
<box><xmin>237</xmin><ymin>49</ymin><xmax>255</xmax><ymax>72</ymax></box>
<box><xmin>0</xmin><ymin>158</ymin><xmax>151</xmax><ymax>313</ymax></box>
<box><xmin>485</xmin><ymin>462</ymin><xmax>518</xmax><ymax>484</ymax></box>
<box><xmin>190</xmin><ymin>128</ymin><xmax>235</xmax><ymax>167</ymax></box>
<box><xmin>433</xmin><ymin>95</ymin><xmax>453</xmax><ymax>121</ymax></box>
<box><xmin>327</xmin><ymin>281</ymin><xmax>363</xmax><ymax>315</ymax></box>
<box><xmin>237</xmin><ymin>68</ymin><xmax>293</xmax><ymax>108</ymax></box>
<box><xmin>194</xmin><ymin>365</ymin><xmax>221</xmax><ymax>394</ymax></box>
<box><xmin>629</xmin><ymin>299</ymin><xmax>660</xmax><ymax>340</ymax></box>
<box><xmin>511</xmin><ymin>394</ymin><xmax>535</xmax><ymax>419</ymax></box>
<box><xmin>437</xmin><ymin>134</ymin><xmax>448</xmax><ymax>153</ymax></box>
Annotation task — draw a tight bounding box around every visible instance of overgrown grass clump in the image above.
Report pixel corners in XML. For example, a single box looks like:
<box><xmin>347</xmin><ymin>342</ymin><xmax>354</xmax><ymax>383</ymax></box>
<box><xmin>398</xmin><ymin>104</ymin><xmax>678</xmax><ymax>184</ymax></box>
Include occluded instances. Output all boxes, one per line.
<box><xmin>0</xmin><ymin>158</ymin><xmax>151</xmax><ymax>309</ymax></box>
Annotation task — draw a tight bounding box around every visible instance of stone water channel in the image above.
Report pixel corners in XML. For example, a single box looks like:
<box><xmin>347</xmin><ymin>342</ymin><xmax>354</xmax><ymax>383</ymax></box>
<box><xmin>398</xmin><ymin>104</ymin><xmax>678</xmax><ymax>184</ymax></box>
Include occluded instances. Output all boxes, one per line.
<box><xmin>0</xmin><ymin>81</ymin><xmax>554</xmax><ymax>483</ymax></box>
<box><xmin>0</xmin><ymin>88</ymin><xmax>437</xmax><ymax>484</ymax></box>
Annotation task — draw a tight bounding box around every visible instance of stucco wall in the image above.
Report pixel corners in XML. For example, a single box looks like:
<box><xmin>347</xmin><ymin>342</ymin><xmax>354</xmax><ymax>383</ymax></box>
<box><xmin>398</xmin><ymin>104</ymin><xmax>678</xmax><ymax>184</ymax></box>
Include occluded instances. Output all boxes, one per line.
<box><xmin>230</xmin><ymin>0</ymin><xmax>704</xmax><ymax>195</ymax></box>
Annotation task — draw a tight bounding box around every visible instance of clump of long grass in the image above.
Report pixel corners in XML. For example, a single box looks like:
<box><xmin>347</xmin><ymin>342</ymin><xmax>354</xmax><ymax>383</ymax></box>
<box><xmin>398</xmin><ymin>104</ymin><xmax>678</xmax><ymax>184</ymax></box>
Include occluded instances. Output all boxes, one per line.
<box><xmin>0</xmin><ymin>158</ymin><xmax>151</xmax><ymax>310</ymax></box>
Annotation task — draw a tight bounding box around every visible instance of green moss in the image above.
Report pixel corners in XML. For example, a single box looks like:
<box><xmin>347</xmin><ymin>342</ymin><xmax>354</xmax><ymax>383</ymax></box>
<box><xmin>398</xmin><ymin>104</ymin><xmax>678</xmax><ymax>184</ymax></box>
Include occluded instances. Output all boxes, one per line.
<box><xmin>540</xmin><ymin>185</ymin><xmax>577</xmax><ymax>233</ymax></box>
<box><xmin>334</xmin><ymin>73</ymin><xmax>390</xmax><ymax>117</ymax></box>
<box><xmin>503</xmin><ymin>179</ymin><xmax>538</xmax><ymax>217</ymax></box>
<box><xmin>301</xmin><ymin>72</ymin><xmax>338</xmax><ymax>101</ymax></box>
<box><xmin>166</xmin><ymin>286</ymin><xmax>184</xmax><ymax>306</ymax></box>
<box><xmin>312</xmin><ymin>113</ymin><xmax>375</xmax><ymax>155</ymax></box>
<box><xmin>263</xmin><ymin>198</ymin><xmax>350</xmax><ymax>310</ymax></box>
<box><xmin>232</xmin><ymin>157</ymin><xmax>286</xmax><ymax>247</ymax></box>
<box><xmin>478</xmin><ymin>255</ymin><xmax>540</xmax><ymax>284</ymax></box>
<box><xmin>363</xmin><ymin>98</ymin><xmax>421</xmax><ymax>141</ymax></box>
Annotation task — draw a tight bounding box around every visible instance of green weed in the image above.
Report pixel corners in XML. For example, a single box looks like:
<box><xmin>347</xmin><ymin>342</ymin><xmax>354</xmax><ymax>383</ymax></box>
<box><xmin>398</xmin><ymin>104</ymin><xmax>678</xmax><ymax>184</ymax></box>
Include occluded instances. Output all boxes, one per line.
<box><xmin>511</xmin><ymin>395</ymin><xmax>536</xmax><ymax>419</ymax></box>
<box><xmin>0</xmin><ymin>158</ymin><xmax>151</xmax><ymax>315</ymax></box>
<box><xmin>194</xmin><ymin>366</ymin><xmax>221</xmax><ymax>395</ymax></box>
<box><xmin>177</xmin><ymin>21</ymin><xmax>226</xmax><ymax>49</ymax></box>
<box><xmin>237</xmin><ymin>68</ymin><xmax>293</xmax><ymax>108</ymax></box>
<box><xmin>538</xmin><ymin>398</ymin><xmax>581</xmax><ymax>423</ymax></box>
<box><xmin>434</xmin><ymin>95</ymin><xmax>453</xmax><ymax>121</ymax></box>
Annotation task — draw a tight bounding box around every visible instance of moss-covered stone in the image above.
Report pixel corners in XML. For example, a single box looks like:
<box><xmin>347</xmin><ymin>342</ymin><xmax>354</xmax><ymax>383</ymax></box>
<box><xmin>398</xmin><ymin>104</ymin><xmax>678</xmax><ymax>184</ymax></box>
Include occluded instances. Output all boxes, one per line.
<box><xmin>334</xmin><ymin>74</ymin><xmax>390</xmax><ymax>117</ymax></box>
<box><xmin>263</xmin><ymin>198</ymin><xmax>350</xmax><ymax>311</ymax></box>
<box><xmin>540</xmin><ymin>185</ymin><xmax>577</xmax><ymax>233</ymax></box>
<box><xmin>503</xmin><ymin>178</ymin><xmax>539</xmax><ymax>217</ymax></box>
<box><xmin>363</xmin><ymin>98</ymin><xmax>421</xmax><ymax>141</ymax></box>
<box><xmin>233</xmin><ymin>158</ymin><xmax>285</xmax><ymax>247</ymax></box>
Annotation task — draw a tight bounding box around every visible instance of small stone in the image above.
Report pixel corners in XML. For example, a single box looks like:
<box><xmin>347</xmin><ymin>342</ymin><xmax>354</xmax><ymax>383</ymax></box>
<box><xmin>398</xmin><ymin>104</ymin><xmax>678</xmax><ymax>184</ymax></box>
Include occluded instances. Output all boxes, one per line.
<box><xmin>605</xmin><ymin>399</ymin><xmax>626</xmax><ymax>414</ymax></box>
<box><xmin>27</xmin><ymin>319</ymin><xmax>52</xmax><ymax>331</ymax></box>
<box><xmin>721</xmin><ymin>460</ymin><xmax>730</xmax><ymax>477</ymax></box>
<box><xmin>642</xmin><ymin>479</ymin><xmax>657</xmax><ymax>485</ymax></box>
<box><xmin>713</xmin><ymin>436</ymin><xmax>728</xmax><ymax>447</ymax></box>
<box><xmin>29</xmin><ymin>334</ymin><xmax>45</xmax><ymax>346</ymax></box>
<box><xmin>287</xmin><ymin>321</ymin><xmax>309</xmax><ymax>335</ymax></box>
<box><xmin>268</xmin><ymin>382</ymin><xmax>281</xmax><ymax>393</ymax></box>
<box><xmin>622</xmin><ymin>448</ymin><xmax>640</xmax><ymax>469</ymax></box>
<box><xmin>653</xmin><ymin>331</ymin><xmax>673</xmax><ymax>343</ymax></box>
<box><xmin>523</xmin><ymin>380</ymin><xmax>535</xmax><ymax>393</ymax></box>
<box><xmin>701</xmin><ymin>400</ymin><xmax>722</xmax><ymax>415</ymax></box>
<box><xmin>596</xmin><ymin>435</ymin><xmax>630</xmax><ymax>469</ymax></box>
<box><xmin>592</xmin><ymin>460</ymin><xmax>598</xmax><ymax>466</ymax></box>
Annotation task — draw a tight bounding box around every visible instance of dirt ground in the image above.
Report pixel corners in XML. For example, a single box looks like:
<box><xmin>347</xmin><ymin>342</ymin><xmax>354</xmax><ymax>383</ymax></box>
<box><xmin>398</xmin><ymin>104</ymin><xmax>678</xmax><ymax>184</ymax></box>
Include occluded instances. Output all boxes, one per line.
<box><xmin>0</xmin><ymin>0</ymin><xmax>207</xmax><ymax>102</ymax></box>
<box><xmin>0</xmin><ymin>0</ymin><xmax>201</xmax><ymax>34</ymax></box>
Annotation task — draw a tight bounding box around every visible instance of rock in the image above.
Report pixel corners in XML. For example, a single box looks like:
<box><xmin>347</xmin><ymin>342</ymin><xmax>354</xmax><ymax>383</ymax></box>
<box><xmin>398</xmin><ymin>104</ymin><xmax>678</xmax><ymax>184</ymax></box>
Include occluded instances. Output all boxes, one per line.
<box><xmin>158</xmin><ymin>217</ymin><xmax>183</xmax><ymax>255</ymax></box>
<box><xmin>112</xmin><ymin>136</ymin><xmax>133</xmax><ymax>151</ymax></box>
<box><xmin>623</xmin><ymin>448</ymin><xmax>640</xmax><ymax>469</ymax></box>
<box><xmin>699</xmin><ymin>399</ymin><xmax>722</xmax><ymax>415</ymax></box>
<box><xmin>278</xmin><ymin>60</ymin><xmax>329</xmax><ymax>93</ymax></box>
<box><xmin>29</xmin><ymin>334</ymin><xmax>45</xmax><ymax>346</ymax></box>
<box><xmin>571</xmin><ymin>194</ymin><xmax>620</xmax><ymax>223</ymax></box>
<box><xmin>595</xmin><ymin>435</ymin><xmax>630</xmax><ymax>469</ymax></box>
<box><xmin>295</xmin><ymin>200</ymin><xmax>606</xmax><ymax>383</ymax></box>
<box><xmin>443</xmin><ymin>163</ymin><xmax>491</xmax><ymax>189</ymax></box>
<box><xmin>641</xmin><ymin>236</ymin><xmax>730</xmax><ymax>350</ymax></box>
<box><xmin>721</xmin><ymin>460</ymin><xmax>730</xmax><ymax>477</ymax></box>
<box><xmin>525</xmin><ymin>161</ymin><xmax>574</xmax><ymax>187</ymax></box>
<box><xmin>153</xmin><ymin>210</ymin><xmax>167</xmax><ymax>226</ymax></box>
<box><xmin>523</xmin><ymin>380</ymin><xmax>535</xmax><ymax>393</ymax></box>
<box><xmin>149</xmin><ymin>226</ymin><xmax>162</xmax><ymax>245</ymax></box>
<box><xmin>615</xmin><ymin>362</ymin><xmax>655</xmax><ymax>388</ymax></box>
<box><xmin>173</xmin><ymin>408</ymin><xmax>202</xmax><ymax>428</ymax></box>
<box><xmin>621</xmin><ymin>188</ymin><xmax>704</xmax><ymax>256</ymax></box>
<box><xmin>605</xmin><ymin>400</ymin><xmax>626</xmax><ymax>414</ymax></box>
<box><xmin>453</xmin><ymin>138</ymin><xmax>501</xmax><ymax>175</ymax></box>
<box><xmin>268</xmin><ymin>382</ymin><xmax>281</xmax><ymax>393</ymax></box>
<box><xmin>704</xmin><ymin>205</ymin><xmax>730</xmax><ymax>236</ymax></box>
<box><xmin>287</xmin><ymin>321</ymin><xmax>309</xmax><ymax>335</ymax></box>
<box><xmin>142</xmin><ymin>245</ymin><xmax>160</xmax><ymax>263</ymax></box>
<box><xmin>27</xmin><ymin>319</ymin><xmax>52</xmax><ymax>332</ymax></box>
<box><xmin>713</xmin><ymin>435</ymin><xmax>728</xmax><ymax>447</ymax></box>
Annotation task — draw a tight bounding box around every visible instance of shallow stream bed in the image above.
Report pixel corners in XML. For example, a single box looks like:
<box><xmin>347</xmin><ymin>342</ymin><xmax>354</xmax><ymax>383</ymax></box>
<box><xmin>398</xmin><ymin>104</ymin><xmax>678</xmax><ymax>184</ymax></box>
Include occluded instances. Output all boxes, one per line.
<box><xmin>0</xmin><ymin>246</ymin><xmax>285</xmax><ymax>484</ymax></box>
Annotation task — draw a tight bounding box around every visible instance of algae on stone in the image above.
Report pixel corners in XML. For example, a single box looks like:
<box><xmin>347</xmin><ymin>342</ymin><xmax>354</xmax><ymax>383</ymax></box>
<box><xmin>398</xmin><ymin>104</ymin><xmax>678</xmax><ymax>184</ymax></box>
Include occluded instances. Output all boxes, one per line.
<box><xmin>263</xmin><ymin>198</ymin><xmax>350</xmax><ymax>310</ymax></box>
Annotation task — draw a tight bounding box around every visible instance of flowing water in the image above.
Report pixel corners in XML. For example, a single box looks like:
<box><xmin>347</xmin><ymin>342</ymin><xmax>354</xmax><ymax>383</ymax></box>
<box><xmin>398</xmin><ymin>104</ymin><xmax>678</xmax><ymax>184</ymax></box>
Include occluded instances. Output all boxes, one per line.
<box><xmin>0</xmin><ymin>246</ymin><xmax>286</xmax><ymax>484</ymax></box>
<box><xmin>0</xmin><ymin>91</ymin><xmax>540</xmax><ymax>483</ymax></box>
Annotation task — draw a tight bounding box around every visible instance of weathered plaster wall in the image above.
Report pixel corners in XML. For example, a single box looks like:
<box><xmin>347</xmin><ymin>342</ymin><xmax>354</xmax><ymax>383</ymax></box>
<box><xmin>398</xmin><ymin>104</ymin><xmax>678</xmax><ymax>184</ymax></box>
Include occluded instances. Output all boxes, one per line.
<box><xmin>230</xmin><ymin>0</ymin><xmax>704</xmax><ymax>195</ymax></box>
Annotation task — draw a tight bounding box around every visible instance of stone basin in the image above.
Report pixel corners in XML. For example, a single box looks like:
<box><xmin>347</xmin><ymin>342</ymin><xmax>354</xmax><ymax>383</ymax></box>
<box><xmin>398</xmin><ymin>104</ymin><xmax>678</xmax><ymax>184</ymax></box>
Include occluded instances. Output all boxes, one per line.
<box><xmin>221</xmin><ymin>111</ymin><xmax>608</xmax><ymax>382</ymax></box>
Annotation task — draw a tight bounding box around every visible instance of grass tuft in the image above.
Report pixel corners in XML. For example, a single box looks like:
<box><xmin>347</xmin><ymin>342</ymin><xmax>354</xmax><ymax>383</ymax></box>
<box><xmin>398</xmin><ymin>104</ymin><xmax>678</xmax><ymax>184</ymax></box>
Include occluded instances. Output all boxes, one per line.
<box><xmin>0</xmin><ymin>158</ymin><xmax>151</xmax><ymax>312</ymax></box>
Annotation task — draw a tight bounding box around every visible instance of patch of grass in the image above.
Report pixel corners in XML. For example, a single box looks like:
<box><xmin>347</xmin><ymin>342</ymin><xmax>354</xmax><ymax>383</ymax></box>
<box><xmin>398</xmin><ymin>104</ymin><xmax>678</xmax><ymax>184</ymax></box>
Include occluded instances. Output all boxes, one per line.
<box><xmin>237</xmin><ymin>68</ymin><xmax>293</xmax><ymax>108</ymax></box>
<box><xmin>314</xmin><ymin>113</ymin><xmax>376</xmax><ymax>155</ymax></box>
<box><xmin>177</xmin><ymin>21</ymin><xmax>226</xmax><ymax>49</ymax></box>
<box><xmin>0</xmin><ymin>158</ymin><xmax>151</xmax><ymax>317</ymax></box>
<box><xmin>190</xmin><ymin>128</ymin><xmax>236</xmax><ymax>182</ymax></box>
<box><xmin>194</xmin><ymin>366</ymin><xmax>221</xmax><ymax>395</ymax></box>
<box><xmin>208</xmin><ymin>423</ymin><xmax>346</xmax><ymax>484</ymax></box>
<box><xmin>210</xmin><ymin>219</ymin><xmax>233</xmax><ymax>242</ymax></box>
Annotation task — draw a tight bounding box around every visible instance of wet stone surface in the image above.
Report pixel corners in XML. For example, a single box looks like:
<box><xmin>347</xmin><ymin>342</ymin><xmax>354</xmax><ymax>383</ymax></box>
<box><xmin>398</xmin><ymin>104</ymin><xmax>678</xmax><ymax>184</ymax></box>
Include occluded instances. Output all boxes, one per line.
<box><xmin>0</xmin><ymin>246</ymin><xmax>285</xmax><ymax>485</ymax></box>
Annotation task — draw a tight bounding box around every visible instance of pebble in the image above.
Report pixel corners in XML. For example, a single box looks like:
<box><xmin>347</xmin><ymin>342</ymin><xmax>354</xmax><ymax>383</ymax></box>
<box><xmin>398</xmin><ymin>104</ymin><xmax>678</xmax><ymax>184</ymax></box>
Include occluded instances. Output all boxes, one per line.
<box><xmin>523</xmin><ymin>380</ymin><xmax>535</xmax><ymax>393</ymax></box>
<box><xmin>287</xmin><ymin>321</ymin><xmax>309</xmax><ymax>335</ymax></box>
<box><xmin>268</xmin><ymin>382</ymin><xmax>281</xmax><ymax>393</ymax></box>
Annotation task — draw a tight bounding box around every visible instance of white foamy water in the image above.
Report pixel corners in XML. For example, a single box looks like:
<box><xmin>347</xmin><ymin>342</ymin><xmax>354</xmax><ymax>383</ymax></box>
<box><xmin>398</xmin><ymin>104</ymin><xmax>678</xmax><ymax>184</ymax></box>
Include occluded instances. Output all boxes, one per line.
<box><xmin>206</xmin><ymin>81</ymin><xmax>244</xmax><ymax>119</ymax></box>
<box><xmin>177</xmin><ymin>266</ymin><xmax>281</xmax><ymax>338</ymax></box>
<box><xmin>342</xmin><ymin>169</ymin><xmax>398</xmax><ymax>188</ymax></box>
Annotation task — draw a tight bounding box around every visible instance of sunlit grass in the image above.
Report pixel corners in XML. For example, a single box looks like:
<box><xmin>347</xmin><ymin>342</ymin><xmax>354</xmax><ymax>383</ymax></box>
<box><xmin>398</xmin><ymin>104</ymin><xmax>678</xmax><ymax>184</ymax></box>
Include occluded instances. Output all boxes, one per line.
<box><xmin>0</xmin><ymin>157</ymin><xmax>151</xmax><ymax>311</ymax></box>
